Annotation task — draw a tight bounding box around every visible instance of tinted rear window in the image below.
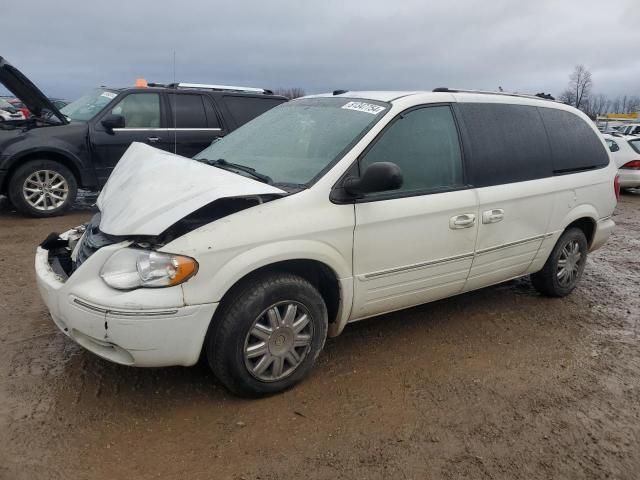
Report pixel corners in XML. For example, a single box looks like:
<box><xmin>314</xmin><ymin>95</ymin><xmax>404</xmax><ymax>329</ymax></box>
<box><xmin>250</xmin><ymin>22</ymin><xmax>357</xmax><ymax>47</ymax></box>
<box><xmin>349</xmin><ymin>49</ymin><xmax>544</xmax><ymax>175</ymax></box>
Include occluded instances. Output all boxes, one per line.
<box><xmin>223</xmin><ymin>96</ymin><xmax>286</xmax><ymax>126</ymax></box>
<box><xmin>457</xmin><ymin>103</ymin><xmax>552</xmax><ymax>187</ymax></box>
<box><xmin>538</xmin><ymin>107</ymin><xmax>609</xmax><ymax>173</ymax></box>
<box><xmin>167</xmin><ymin>94</ymin><xmax>208</xmax><ymax>128</ymax></box>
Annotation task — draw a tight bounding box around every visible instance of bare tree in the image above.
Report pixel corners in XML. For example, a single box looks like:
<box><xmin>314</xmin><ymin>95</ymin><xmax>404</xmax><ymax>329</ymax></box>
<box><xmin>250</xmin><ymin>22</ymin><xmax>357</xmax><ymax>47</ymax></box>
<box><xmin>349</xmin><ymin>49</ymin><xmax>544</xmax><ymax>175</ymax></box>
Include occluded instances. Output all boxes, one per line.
<box><xmin>273</xmin><ymin>87</ymin><xmax>306</xmax><ymax>99</ymax></box>
<box><xmin>560</xmin><ymin>65</ymin><xmax>593</xmax><ymax>110</ymax></box>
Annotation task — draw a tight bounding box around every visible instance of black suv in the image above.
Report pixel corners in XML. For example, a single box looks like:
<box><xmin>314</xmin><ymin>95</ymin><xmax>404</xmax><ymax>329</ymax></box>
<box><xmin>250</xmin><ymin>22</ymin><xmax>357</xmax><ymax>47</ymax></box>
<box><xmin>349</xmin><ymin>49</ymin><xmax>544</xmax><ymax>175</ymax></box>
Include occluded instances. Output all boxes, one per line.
<box><xmin>0</xmin><ymin>57</ymin><xmax>287</xmax><ymax>217</ymax></box>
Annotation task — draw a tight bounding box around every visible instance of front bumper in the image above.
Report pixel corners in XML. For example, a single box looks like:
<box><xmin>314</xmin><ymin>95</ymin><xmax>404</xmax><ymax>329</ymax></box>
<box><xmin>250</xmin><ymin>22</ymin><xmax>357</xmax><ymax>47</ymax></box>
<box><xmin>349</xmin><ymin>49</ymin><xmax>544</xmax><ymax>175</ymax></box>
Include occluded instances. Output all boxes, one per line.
<box><xmin>35</xmin><ymin>237</ymin><xmax>217</xmax><ymax>367</ymax></box>
<box><xmin>618</xmin><ymin>169</ymin><xmax>640</xmax><ymax>189</ymax></box>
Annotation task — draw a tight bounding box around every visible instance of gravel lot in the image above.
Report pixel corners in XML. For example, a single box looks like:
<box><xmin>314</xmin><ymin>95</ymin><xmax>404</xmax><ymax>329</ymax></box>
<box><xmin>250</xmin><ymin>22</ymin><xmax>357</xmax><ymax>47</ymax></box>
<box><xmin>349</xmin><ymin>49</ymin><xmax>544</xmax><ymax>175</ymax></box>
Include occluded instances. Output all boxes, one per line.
<box><xmin>0</xmin><ymin>192</ymin><xmax>638</xmax><ymax>480</ymax></box>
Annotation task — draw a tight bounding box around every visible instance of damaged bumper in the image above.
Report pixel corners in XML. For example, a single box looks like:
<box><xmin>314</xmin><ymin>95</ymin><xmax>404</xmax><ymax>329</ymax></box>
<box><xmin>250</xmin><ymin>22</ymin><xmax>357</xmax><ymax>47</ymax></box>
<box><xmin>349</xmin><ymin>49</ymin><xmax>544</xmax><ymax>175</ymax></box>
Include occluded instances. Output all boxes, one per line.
<box><xmin>35</xmin><ymin>231</ymin><xmax>217</xmax><ymax>367</ymax></box>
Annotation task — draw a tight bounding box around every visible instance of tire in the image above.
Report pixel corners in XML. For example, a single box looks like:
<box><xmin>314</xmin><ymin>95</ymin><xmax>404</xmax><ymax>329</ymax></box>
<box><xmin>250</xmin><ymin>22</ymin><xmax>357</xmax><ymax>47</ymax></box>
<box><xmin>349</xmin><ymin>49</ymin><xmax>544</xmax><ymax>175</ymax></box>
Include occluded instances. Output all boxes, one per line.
<box><xmin>207</xmin><ymin>272</ymin><xmax>328</xmax><ymax>397</ymax></box>
<box><xmin>8</xmin><ymin>159</ymin><xmax>77</xmax><ymax>217</ymax></box>
<box><xmin>530</xmin><ymin>227</ymin><xmax>588</xmax><ymax>297</ymax></box>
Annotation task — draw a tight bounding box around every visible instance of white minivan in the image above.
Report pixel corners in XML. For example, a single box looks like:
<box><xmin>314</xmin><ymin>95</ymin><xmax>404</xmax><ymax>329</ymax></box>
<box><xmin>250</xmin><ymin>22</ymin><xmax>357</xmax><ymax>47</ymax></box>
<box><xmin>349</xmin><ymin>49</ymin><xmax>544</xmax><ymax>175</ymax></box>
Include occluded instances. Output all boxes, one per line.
<box><xmin>35</xmin><ymin>89</ymin><xmax>618</xmax><ymax>396</ymax></box>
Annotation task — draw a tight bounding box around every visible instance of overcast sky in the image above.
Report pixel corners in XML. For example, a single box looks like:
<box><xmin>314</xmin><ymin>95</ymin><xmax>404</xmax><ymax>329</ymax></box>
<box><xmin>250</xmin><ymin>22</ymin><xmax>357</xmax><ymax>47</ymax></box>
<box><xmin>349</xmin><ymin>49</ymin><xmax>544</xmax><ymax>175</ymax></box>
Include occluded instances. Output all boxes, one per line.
<box><xmin>2</xmin><ymin>0</ymin><xmax>639</xmax><ymax>100</ymax></box>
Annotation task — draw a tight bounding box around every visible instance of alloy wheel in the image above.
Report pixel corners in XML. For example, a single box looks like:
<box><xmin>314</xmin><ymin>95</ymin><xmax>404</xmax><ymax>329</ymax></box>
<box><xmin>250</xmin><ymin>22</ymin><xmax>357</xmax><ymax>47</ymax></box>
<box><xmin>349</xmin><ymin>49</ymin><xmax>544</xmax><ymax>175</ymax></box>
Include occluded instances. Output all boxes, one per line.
<box><xmin>557</xmin><ymin>239</ymin><xmax>583</xmax><ymax>287</ymax></box>
<box><xmin>23</xmin><ymin>170</ymin><xmax>69</xmax><ymax>211</ymax></box>
<box><xmin>243</xmin><ymin>301</ymin><xmax>314</xmax><ymax>382</ymax></box>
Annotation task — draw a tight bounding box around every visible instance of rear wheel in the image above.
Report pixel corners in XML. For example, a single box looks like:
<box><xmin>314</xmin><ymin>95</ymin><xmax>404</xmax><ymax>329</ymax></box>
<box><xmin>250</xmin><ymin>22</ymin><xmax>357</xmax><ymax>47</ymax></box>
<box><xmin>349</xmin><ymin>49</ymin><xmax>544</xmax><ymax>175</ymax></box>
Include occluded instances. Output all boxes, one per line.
<box><xmin>207</xmin><ymin>272</ymin><xmax>328</xmax><ymax>397</ymax></box>
<box><xmin>8</xmin><ymin>159</ymin><xmax>77</xmax><ymax>217</ymax></box>
<box><xmin>531</xmin><ymin>227</ymin><xmax>588</xmax><ymax>297</ymax></box>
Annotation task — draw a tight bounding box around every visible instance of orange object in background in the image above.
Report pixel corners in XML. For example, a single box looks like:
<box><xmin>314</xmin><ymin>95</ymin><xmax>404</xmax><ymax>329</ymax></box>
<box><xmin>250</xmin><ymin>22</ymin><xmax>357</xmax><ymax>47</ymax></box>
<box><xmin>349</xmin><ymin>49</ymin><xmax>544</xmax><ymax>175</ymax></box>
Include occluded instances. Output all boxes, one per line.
<box><xmin>135</xmin><ymin>78</ymin><xmax>148</xmax><ymax>88</ymax></box>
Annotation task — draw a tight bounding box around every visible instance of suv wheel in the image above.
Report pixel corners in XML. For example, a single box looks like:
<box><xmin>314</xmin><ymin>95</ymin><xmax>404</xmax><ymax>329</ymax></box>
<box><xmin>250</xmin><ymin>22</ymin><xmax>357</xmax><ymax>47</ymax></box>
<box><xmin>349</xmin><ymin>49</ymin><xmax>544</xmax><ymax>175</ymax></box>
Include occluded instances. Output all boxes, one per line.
<box><xmin>207</xmin><ymin>272</ymin><xmax>328</xmax><ymax>397</ymax></box>
<box><xmin>531</xmin><ymin>227</ymin><xmax>588</xmax><ymax>297</ymax></box>
<box><xmin>8</xmin><ymin>160</ymin><xmax>77</xmax><ymax>217</ymax></box>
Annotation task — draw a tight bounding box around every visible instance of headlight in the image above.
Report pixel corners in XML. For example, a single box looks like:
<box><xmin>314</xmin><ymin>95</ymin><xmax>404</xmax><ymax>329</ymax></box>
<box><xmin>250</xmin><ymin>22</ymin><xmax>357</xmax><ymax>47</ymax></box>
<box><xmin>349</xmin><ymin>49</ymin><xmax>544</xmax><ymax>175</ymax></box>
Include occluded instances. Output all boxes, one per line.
<box><xmin>100</xmin><ymin>249</ymin><xmax>198</xmax><ymax>290</ymax></box>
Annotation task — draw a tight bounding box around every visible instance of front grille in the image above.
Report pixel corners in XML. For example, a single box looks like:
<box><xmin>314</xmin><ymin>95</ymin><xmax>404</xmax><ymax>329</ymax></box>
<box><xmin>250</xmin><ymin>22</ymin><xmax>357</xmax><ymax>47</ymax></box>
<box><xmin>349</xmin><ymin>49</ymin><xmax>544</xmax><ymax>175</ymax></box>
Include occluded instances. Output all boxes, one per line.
<box><xmin>74</xmin><ymin>214</ymin><xmax>118</xmax><ymax>270</ymax></box>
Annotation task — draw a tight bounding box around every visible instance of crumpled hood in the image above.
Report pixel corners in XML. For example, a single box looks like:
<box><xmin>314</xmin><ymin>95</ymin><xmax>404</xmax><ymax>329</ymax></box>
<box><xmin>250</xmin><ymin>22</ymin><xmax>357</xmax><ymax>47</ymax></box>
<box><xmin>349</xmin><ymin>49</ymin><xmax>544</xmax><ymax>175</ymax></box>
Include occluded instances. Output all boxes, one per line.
<box><xmin>97</xmin><ymin>143</ymin><xmax>286</xmax><ymax>236</ymax></box>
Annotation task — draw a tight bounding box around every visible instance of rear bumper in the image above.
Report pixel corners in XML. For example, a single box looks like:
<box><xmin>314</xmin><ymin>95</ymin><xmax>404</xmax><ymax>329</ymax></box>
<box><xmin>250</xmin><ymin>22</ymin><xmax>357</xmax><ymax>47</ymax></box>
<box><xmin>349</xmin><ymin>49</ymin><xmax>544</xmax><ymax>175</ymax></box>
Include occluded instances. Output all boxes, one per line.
<box><xmin>590</xmin><ymin>217</ymin><xmax>615</xmax><ymax>252</ymax></box>
<box><xmin>35</xmin><ymin>242</ymin><xmax>217</xmax><ymax>367</ymax></box>
<box><xmin>618</xmin><ymin>169</ymin><xmax>640</xmax><ymax>188</ymax></box>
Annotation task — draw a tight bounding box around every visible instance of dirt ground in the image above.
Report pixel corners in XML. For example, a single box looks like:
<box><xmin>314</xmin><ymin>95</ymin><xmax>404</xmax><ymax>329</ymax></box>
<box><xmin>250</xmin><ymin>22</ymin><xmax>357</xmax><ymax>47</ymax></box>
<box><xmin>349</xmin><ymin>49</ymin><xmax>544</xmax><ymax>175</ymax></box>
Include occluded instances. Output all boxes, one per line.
<box><xmin>0</xmin><ymin>192</ymin><xmax>638</xmax><ymax>480</ymax></box>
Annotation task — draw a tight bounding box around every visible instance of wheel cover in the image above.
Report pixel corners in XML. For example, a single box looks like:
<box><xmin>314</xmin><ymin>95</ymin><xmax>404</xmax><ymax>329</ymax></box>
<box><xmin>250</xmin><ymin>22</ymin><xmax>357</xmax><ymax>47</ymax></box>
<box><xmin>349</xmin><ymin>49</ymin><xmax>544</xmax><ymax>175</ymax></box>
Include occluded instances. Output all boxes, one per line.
<box><xmin>23</xmin><ymin>170</ymin><xmax>69</xmax><ymax>211</ymax></box>
<box><xmin>243</xmin><ymin>301</ymin><xmax>314</xmax><ymax>382</ymax></box>
<box><xmin>557</xmin><ymin>239</ymin><xmax>583</xmax><ymax>287</ymax></box>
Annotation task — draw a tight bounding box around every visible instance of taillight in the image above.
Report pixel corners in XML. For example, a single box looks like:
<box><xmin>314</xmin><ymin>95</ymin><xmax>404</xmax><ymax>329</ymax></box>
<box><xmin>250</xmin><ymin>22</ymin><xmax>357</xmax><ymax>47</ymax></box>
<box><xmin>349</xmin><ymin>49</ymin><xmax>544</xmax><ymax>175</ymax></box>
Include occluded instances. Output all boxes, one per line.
<box><xmin>614</xmin><ymin>174</ymin><xmax>621</xmax><ymax>201</ymax></box>
<box><xmin>621</xmin><ymin>160</ymin><xmax>640</xmax><ymax>169</ymax></box>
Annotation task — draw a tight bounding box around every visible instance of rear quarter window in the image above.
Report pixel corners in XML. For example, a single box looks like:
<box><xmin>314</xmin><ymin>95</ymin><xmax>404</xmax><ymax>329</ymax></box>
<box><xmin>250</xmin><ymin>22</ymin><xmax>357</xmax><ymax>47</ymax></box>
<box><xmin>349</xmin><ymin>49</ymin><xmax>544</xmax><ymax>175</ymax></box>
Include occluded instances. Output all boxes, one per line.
<box><xmin>222</xmin><ymin>96</ymin><xmax>286</xmax><ymax>126</ymax></box>
<box><xmin>538</xmin><ymin>107</ymin><xmax>609</xmax><ymax>173</ymax></box>
<box><xmin>457</xmin><ymin>103</ymin><xmax>552</xmax><ymax>187</ymax></box>
<box><xmin>629</xmin><ymin>139</ymin><xmax>640</xmax><ymax>154</ymax></box>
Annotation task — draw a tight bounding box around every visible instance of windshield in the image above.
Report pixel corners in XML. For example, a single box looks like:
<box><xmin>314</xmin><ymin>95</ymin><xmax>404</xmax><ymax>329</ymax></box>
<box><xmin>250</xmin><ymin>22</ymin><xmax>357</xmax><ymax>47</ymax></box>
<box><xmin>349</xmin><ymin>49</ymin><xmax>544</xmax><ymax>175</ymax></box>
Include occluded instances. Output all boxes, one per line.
<box><xmin>61</xmin><ymin>88</ymin><xmax>118</xmax><ymax>121</ymax></box>
<box><xmin>195</xmin><ymin>97</ymin><xmax>389</xmax><ymax>186</ymax></box>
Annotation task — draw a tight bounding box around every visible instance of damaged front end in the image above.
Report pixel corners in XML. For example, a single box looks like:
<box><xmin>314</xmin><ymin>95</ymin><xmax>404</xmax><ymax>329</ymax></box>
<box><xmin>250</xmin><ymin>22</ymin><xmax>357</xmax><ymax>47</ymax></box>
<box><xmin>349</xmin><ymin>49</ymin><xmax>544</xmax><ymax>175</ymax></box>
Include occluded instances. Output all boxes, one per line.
<box><xmin>39</xmin><ymin>141</ymin><xmax>290</xmax><ymax>281</ymax></box>
<box><xmin>41</xmin><ymin>193</ymin><xmax>282</xmax><ymax>281</ymax></box>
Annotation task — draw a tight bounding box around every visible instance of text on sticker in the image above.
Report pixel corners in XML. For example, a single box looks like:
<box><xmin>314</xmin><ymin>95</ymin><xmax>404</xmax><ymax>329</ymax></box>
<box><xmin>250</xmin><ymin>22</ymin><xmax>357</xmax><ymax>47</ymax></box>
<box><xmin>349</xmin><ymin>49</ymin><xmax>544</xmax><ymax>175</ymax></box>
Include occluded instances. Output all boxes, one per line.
<box><xmin>341</xmin><ymin>102</ymin><xmax>386</xmax><ymax>115</ymax></box>
<box><xmin>101</xmin><ymin>92</ymin><xmax>117</xmax><ymax>99</ymax></box>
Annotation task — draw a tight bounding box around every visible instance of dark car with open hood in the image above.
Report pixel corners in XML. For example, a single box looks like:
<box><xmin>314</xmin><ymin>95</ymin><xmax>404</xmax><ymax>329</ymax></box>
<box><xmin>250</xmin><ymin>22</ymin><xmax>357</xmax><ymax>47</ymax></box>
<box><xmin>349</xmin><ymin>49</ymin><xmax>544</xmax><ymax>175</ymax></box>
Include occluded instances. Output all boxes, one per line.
<box><xmin>0</xmin><ymin>56</ymin><xmax>287</xmax><ymax>217</ymax></box>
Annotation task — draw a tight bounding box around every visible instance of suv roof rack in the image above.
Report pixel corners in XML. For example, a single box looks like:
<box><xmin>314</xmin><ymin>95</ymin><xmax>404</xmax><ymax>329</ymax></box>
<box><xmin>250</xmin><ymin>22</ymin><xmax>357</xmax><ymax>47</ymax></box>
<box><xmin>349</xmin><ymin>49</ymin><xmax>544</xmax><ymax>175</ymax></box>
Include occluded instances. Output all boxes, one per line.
<box><xmin>167</xmin><ymin>82</ymin><xmax>273</xmax><ymax>94</ymax></box>
<box><xmin>432</xmin><ymin>87</ymin><xmax>555</xmax><ymax>101</ymax></box>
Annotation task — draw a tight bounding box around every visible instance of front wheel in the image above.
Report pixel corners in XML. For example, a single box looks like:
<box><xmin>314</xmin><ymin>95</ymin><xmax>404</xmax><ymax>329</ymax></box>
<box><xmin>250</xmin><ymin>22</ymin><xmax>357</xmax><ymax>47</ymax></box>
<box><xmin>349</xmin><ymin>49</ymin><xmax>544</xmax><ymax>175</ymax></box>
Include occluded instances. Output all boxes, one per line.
<box><xmin>8</xmin><ymin>159</ymin><xmax>77</xmax><ymax>217</ymax></box>
<box><xmin>207</xmin><ymin>272</ymin><xmax>328</xmax><ymax>397</ymax></box>
<box><xmin>531</xmin><ymin>227</ymin><xmax>588</xmax><ymax>297</ymax></box>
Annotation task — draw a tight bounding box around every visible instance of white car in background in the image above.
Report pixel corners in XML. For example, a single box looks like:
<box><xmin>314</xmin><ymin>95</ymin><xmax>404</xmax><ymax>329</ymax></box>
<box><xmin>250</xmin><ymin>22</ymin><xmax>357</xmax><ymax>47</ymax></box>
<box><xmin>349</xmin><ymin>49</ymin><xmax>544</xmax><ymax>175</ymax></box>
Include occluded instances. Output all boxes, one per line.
<box><xmin>603</xmin><ymin>133</ymin><xmax>640</xmax><ymax>190</ymax></box>
<box><xmin>616</xmin><ymin>124</ymin><xmax>640</xmax><ymax>136</ymax></box>
<box><xmin>0</xmin><ymin>97</ymin><xmax>25</xmax><ymax>122</ymax></box>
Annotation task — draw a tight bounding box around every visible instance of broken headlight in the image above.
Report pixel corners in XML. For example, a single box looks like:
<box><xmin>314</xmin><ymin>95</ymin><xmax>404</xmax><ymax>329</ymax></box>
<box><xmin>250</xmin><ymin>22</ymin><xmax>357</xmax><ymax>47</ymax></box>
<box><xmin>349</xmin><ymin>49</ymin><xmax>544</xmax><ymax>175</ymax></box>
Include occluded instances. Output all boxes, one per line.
<box><xmin>100</xmin><ymin>249</ymin><xmax>198</xmax><ymax>290</ymax></box>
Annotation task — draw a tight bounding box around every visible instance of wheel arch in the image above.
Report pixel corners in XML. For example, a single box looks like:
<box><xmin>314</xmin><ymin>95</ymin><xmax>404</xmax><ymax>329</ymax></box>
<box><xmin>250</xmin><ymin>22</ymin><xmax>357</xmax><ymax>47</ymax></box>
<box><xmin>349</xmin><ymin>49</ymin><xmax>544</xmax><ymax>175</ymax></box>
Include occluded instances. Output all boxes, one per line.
<box><xmin>559</xmin><ymin>204</ymin><xmax>599</xmax><ymax>247</ymax></box>
<box><xmin>217</xmin><ymin>258</ymin><xmax>343</xmax><ymax>327</ymax></box>
<box><xmin>2</xmin><ymin>149</ymin><xmax>83</xmax><ymax>193</ymax></box>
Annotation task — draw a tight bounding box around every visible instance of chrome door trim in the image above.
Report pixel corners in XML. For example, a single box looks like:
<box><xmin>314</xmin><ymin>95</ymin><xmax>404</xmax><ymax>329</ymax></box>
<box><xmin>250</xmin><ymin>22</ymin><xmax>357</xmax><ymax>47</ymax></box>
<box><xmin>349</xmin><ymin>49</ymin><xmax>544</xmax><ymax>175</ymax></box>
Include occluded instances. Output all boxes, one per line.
<box><xmin>112</xmin><ymin>128</ymin><xmax>222</xmax><ymax>132</ymax></box>
<box><xmin>362</xmin><ymin>252</ymin><xmax>475</xmax><ymax>280</ymax></box>
<box><xmin>361</xmin><ymin>232</ymin><xmax>554</xmax><ymax>280</ymax></box>
<box><xmin>475</xmin><ymin>234</ymin><xmax>546</xmax><ymax>256</ymax></box>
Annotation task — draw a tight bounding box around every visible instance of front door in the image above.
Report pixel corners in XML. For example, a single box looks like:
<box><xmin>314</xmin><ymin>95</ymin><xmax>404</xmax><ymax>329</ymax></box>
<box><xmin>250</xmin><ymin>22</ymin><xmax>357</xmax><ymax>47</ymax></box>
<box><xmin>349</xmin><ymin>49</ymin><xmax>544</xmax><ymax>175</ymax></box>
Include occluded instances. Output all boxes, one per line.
<box><xmin>351</xmin><ymin>104</ymin><xmax>479</xmax><ymax>320</ymax></box>
<box><xmin>90</xmin><ymin>91</ymin><xmax>170</xmax><ymax>184</ymax></box>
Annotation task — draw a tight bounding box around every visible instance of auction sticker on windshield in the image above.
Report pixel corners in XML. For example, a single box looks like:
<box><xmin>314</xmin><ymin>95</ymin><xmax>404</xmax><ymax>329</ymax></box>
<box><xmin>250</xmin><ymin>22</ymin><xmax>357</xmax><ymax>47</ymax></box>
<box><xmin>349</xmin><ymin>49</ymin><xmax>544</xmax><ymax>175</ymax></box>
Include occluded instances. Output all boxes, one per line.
<box><xmin>341</xmin><ymin>101</ymin><xmax>386</xmax><ymax>115</ymax></box>
<box><xmin>101</xmin><ymin>91</ymin><xmax>117</xmax><ymax>99</ymax></box>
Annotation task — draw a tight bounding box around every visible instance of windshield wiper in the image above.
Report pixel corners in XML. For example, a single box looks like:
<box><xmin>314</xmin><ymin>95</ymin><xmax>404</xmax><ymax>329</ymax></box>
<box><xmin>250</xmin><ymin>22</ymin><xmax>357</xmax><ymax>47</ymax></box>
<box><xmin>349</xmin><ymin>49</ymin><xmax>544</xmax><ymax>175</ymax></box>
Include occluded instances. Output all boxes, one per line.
<box><xmin>196</xmin><ymin>158</ymin><xmax>273</xmax><ymax>184</ymax></box>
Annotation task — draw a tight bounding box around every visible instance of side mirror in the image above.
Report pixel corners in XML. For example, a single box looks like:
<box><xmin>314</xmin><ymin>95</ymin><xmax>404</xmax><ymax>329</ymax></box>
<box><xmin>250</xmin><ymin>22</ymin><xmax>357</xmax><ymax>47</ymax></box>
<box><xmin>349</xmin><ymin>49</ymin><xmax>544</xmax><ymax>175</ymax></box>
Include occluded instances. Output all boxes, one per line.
<box><xmin>344</xmin><ymin>162</ymin><xmax>403</xmax><ymax>196</ymax></box>
<box><xmin>101</xmin><ymin>114</ymin><xmax>125</xmax><ymax>131</ymax></box>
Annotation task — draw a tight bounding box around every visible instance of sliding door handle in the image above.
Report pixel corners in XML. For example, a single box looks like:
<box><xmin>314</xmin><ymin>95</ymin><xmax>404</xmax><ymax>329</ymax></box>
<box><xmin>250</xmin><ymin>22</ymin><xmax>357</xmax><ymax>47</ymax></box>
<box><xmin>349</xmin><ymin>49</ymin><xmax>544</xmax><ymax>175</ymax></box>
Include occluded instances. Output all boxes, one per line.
<box><xmin>482</xmin><ymin>209</ymin><xmax>504</xmax><ymax>224</ymax></box>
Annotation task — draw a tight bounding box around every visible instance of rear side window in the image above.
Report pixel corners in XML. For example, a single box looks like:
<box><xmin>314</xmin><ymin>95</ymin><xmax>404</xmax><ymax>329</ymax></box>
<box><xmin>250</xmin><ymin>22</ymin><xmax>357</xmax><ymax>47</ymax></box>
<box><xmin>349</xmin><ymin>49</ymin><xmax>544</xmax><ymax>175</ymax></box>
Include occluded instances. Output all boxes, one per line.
<box><xmin>361</xmin><ymin>105</ymin><xmax>464</xmax><ymax>193</ymax></box>
<box><xmin>457</xmin><ymin>103</ymin><xmax>552</xmax><ymax>187</ymax></box>
<box><xmin>629</xmin><ymin>139</ymin><xmax>640</xmax><ymax>154</ymax></box>
<box><xmin>538</xmin><ymin>108</ymin><xmax>609</xmax><ymax>173</ymax></box>
<box><xmin>167</xmin><ymin>94</ymin><xmax>208</xmax><ymax>128</ymax></box>
<box><xmin>606</xmin><ymin>139</ymin><xmax>619</xmax><ymax>152</ymax></box>
<box><xmin>223</xmin><ymin>96</ymin><xmax>285</xmax><ymax>126</ymax></box>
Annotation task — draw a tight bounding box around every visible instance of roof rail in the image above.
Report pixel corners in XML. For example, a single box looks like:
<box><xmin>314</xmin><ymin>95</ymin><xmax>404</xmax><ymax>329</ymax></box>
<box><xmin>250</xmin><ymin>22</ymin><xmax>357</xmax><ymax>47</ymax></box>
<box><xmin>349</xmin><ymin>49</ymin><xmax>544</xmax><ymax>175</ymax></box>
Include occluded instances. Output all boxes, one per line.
<box><xmin>167</xmin><ymin>82</ymin><xmax>272</xmax><ymax>94</ymax></box>
<box><xmin>432</xmin><ymin>87</ymin><xmax>555</xmax><ymax>101</ymax></box>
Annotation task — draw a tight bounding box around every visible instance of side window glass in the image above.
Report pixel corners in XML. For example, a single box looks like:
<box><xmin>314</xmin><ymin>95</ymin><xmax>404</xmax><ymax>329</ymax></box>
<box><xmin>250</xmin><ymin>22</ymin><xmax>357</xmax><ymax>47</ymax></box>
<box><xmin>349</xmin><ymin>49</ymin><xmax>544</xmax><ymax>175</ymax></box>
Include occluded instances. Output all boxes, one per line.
<box><xmin>167</xmin><ymin>94</ymin><xmax>209</xmax><ymax>128</ymax></box>
<box><xmin>111</xmin><ymin>93</ymin><xmax>160</xmax><ymax>128</ymax></box>
<box><xmin>222</xmin><ymin>96</ymin><xmax>286</xmax><ymax>126</ymax></box>
<box><xmin>361</xmin><ymin>106</ymin><xmax>464</xmax><ymax>193</ymax></box>
<box><xmin>606</xmin><ymin>139</ymin><xmax>619</xmax><ymax>153</ymax></box>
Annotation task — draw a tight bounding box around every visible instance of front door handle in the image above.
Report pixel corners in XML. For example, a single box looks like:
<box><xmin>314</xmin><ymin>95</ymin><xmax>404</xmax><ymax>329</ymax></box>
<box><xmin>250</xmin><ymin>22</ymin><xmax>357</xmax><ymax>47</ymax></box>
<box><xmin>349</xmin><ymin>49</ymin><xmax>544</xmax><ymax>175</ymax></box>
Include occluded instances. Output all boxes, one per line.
<box><xmin>482</xmin><ymin>208</ymin><xmax>504</xmax><ymax>224</ymax></box>
<box><xmin>147</xmin><ymin>136</ymin><xmax>161</xmax><ymax>143</ymax></box>
<box><xmin>449</xmin><ymin>213</ymin><xmax>476</xmax><ymax>229</ymax></box>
